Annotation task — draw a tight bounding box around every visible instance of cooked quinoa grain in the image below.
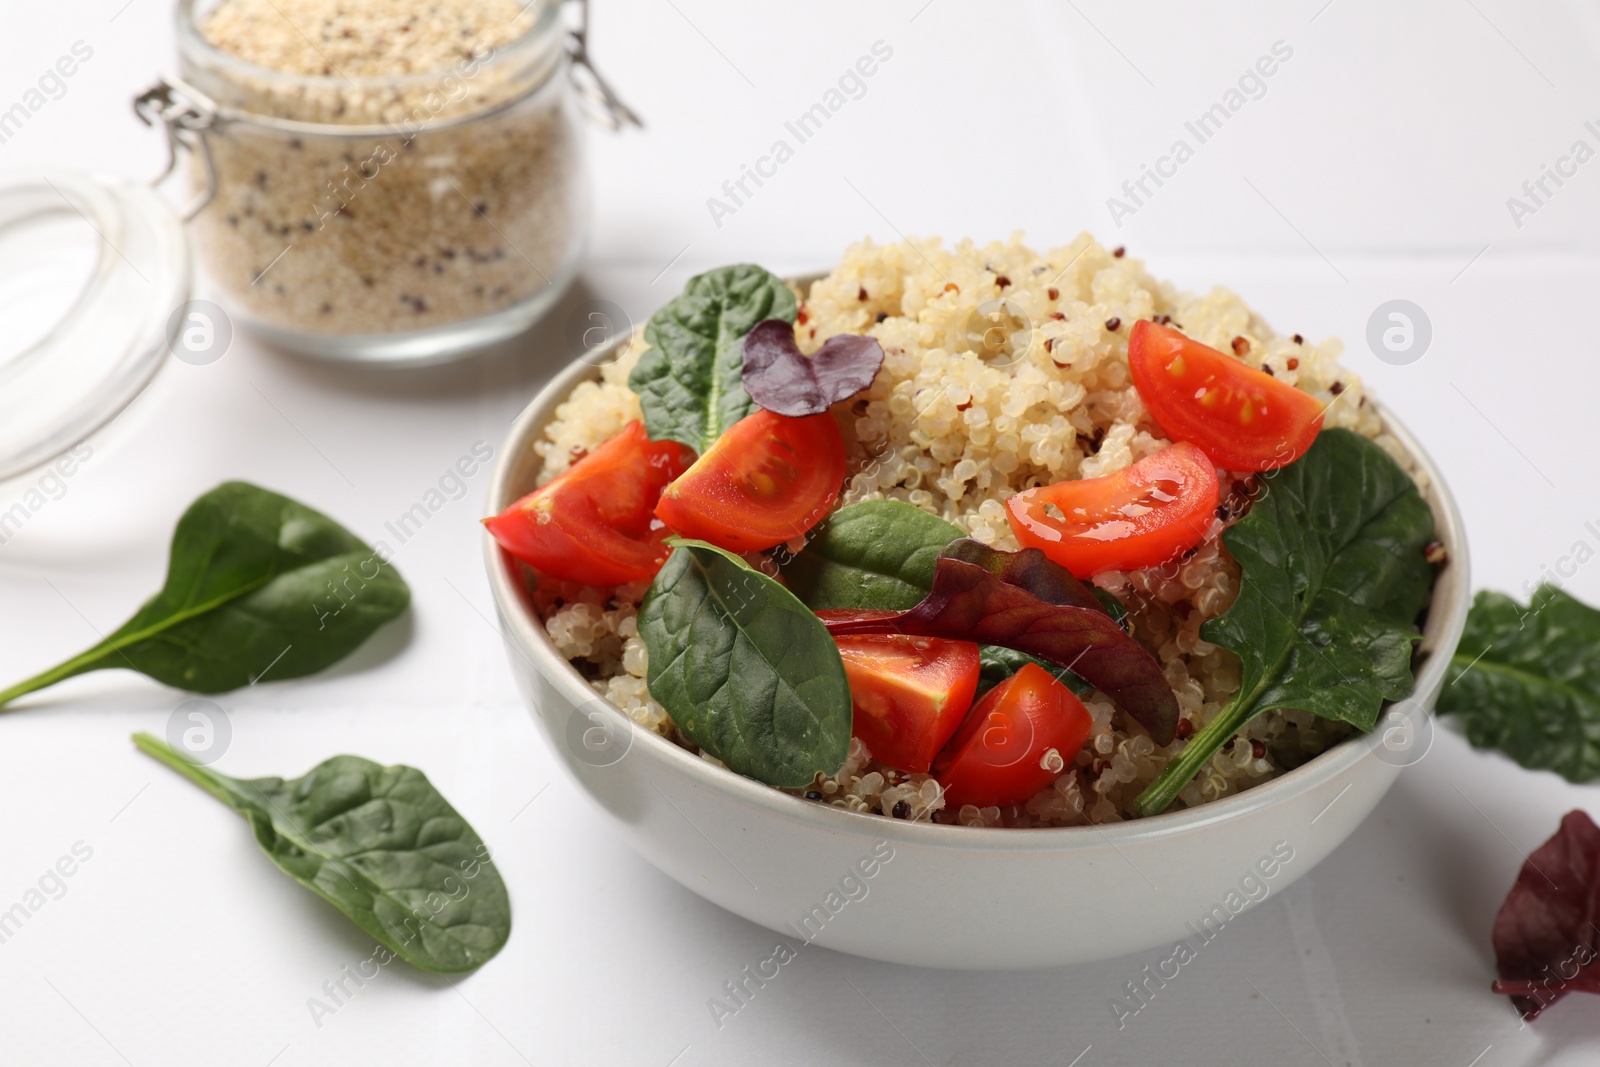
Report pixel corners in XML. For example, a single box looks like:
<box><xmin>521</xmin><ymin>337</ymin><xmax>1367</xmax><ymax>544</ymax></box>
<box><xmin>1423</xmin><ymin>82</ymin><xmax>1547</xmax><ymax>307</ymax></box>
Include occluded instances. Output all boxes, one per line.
<box><xmin>528</xmin><ymin>234</ymin><xmax>1423</xmax><ymax>827</ymax></box>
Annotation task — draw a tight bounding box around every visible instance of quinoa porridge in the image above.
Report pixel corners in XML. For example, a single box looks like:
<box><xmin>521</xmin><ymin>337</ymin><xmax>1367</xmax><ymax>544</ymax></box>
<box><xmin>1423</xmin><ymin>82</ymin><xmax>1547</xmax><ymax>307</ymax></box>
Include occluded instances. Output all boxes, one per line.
<box><xmin>519</xmin><ymin>234</ymin><xmax>1428</xmax><ymax>828</ymax></box>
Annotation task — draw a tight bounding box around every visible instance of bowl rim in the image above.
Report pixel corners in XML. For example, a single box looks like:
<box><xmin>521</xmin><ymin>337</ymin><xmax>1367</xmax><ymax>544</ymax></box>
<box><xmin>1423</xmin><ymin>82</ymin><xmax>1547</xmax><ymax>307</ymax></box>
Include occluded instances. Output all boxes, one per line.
<box><xmin>482</xmin><ymin>295</ymin><xmax>1472</xmax><ymax>852</ymax></box>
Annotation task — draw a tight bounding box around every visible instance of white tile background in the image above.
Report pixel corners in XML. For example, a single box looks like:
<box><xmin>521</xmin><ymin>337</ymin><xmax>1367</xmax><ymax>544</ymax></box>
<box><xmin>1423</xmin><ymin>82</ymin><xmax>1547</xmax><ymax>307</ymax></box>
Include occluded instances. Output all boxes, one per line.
<box><xmin>1</xmin><ymin>1</ymin><xmax>1598</xmax><ymax>1064</ymax></box>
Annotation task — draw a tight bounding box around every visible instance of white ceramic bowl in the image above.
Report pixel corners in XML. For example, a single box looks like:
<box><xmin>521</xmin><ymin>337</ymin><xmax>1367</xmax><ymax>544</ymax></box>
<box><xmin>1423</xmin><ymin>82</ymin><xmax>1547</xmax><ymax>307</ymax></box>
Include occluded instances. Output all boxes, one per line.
<box><xmin>483</xmin><ymin>332</ymin><xmax>1470</xmax><ymax>970</ymax></box>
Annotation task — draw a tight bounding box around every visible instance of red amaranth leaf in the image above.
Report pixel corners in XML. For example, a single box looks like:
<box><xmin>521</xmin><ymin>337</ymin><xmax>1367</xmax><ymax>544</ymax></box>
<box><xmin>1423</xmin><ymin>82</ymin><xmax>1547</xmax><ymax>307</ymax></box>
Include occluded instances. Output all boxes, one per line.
<box><xmin>1491</xmin><ymin>809</ymin><xmax>1600</xmax><ymax>1021</ymax></box>
<box><xmin>741</xmin><ymin>319</ymin><xmax>884</xmax><ymax>417</ymax></box>
<box><xmin>821</xmin><ymin>538</ymin><xmax>1178</xmax><ymax>744</ymax></box>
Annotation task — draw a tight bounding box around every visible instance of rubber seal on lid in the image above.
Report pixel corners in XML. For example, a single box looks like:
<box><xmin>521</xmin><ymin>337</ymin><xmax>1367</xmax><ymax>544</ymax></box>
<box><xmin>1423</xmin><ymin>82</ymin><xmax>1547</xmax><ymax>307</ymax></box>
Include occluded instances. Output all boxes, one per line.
<box><xmin>0</xmin><ymin>171</ymin><xmax>189</xmax><ymax>483</ymax></box>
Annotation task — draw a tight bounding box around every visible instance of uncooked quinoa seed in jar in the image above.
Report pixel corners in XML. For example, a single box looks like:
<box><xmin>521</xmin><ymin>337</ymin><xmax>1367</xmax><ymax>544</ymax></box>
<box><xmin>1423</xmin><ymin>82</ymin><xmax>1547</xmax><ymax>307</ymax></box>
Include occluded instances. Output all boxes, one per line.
<box><xmin>168</xmin><ymin>0</ymin><xmax>614</xmax><ymax>363</ymax></box>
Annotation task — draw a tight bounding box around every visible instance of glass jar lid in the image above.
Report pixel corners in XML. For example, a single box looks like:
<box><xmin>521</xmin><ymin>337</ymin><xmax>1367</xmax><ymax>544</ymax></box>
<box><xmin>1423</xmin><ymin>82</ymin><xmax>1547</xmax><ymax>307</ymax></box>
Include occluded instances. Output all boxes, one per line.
<box><xmin>0</xmin><ymin>171</ymin><xmax>189</xmax><ymax>483</ymax></box>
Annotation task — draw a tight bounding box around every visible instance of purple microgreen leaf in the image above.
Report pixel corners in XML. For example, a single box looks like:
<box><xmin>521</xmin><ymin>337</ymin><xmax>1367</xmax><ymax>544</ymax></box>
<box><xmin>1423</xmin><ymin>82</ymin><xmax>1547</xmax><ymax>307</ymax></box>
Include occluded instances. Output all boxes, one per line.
<box><xmin>822</xmin><ymin>538</ymin><xmax>1178</xmax><ymax>744</ymax></box>
<box><xmin>1491</xmin><ymin>809</ymin><xmax>1600</xmax><ymax>1021</ymax></box>
<box><xmin>741</xmin><ymin>319</ymin><xmax>885</xmax><ymax>417</ymax></box>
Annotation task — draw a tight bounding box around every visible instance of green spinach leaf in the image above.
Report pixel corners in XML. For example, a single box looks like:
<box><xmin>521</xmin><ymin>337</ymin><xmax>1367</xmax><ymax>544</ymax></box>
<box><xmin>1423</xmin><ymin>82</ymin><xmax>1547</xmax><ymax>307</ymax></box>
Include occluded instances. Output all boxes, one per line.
<box><xmin>628</xmin><ymin>264</ymin><xmax>798</xmax><ymax>453</ymax></box>
<box><xmin>638</xmin><ymin>538</ymin><xmax>851</xmax><ymax>786</ymax></box>
<box><xmin>133</xmin><ymin>733</ymin><xmax>510</xmax><ymax>974</ymax></box>
<box><xmin>1438</xmin><ymin>586</ymin><xmax>1600</xmax><ymax>782</ymax></box>
<box><xmin>784</xmin><ymin>500</ymin><xmax>963</xmax><ymax>610</ymax></box>
<box><xmin>0</xmin><ymin>482</ymin><xmax>409</xmax><ymax>709</ymax></box>
<box><xmin>1136</xmin><ymin>429</ymin><xmax>1436</xmax><ymax>815</ymax></box>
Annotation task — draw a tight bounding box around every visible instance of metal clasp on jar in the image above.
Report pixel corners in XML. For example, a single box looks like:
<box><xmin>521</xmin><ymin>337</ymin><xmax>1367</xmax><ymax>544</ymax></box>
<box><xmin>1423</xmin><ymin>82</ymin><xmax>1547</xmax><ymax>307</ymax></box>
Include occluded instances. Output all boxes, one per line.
<box><xmin>133</xmin><ymin>76</ymin><xmax>222</xmax><ymax>222</ymax></box>
<box><xmin>564</xmin><ymin>0</ymin><xmax>642</xmax><ymax>131</ymax></box>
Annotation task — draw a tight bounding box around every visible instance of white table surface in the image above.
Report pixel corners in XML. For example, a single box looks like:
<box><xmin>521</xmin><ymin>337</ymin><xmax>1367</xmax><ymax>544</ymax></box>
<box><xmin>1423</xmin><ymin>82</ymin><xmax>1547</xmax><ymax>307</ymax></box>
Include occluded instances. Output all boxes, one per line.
<box><xmin>4</xmin><ymin>1</ymin><xmax>1600</xmax><ymax>1064</ymax></box>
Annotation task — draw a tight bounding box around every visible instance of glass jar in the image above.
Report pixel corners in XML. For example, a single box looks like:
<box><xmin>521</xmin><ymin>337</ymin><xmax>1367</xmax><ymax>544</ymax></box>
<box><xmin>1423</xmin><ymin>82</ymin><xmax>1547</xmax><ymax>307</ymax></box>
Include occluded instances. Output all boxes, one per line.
<box><xmin>0</xmin><ymin>0</ymin><xmax>636</xmax><ymax>483</ymax></box>
<box><xmin>162</xmin><ymin>0</ymin><xmax>619</xmax><ymax>364</ymax></box>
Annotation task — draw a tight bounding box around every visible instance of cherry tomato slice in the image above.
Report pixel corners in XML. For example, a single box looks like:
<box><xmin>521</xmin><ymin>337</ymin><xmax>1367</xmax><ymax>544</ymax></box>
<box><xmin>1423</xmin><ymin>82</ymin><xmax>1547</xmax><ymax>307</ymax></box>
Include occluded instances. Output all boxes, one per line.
<box><xmin>484</xmin><ymin>420</ymin><xmax>695</xmax><ymax>585</ymax></box>
<box><xmin>655</xmin><ymin>409</ymin><xmax>846</xmax><ymax>553</ymax></box>
<box><xmin>818</xmin><ymin>610</ymin><xmax>981</xmax><ymax>774</ymax></box>
<box><xmin>1128</xmin><ymin>320</ymin><xmax>1324</xmax><ymax>472</ymax></box>
<box><xmin>1005</xmin><ymin>441</ymin><xmax>1219</xmax><ymax>577</ymax></box>
<box><xmin>933</xmin><ymin>663</ymin><xmax>1092</xmax><ymax>809</ymax></box>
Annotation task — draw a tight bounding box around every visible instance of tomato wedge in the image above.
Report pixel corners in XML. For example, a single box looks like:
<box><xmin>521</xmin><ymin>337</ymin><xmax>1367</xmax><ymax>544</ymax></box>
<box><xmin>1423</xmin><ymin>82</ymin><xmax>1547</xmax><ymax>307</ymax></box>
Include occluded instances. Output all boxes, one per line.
<box><xmin>819</xmin><ymin>610</ymin><xmax>981</xmax><ymax>774</ymax></box>
<box><xmin>655</xmin><ymin>409</ymin><xmax>846</xmax><ymax>553</ymax></box>
<box><xmin>933</xmin><ymin>663</ymin><xmax>1092</xmax><ymax>809</ymax></box>
<box><xmin>1128</xmin><ymin>320</ymin><xmax>1323</xmax><ymax>472</ymax></box>
<box><xmin>1005</xmin><ymin>441</ymin><xmax>1219</xmax><ymax>577</ymax></box>
<box><xmin>484</xmin><ymin>420</ymin><xmax>695</xmax><ymax>585</ymax></box>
